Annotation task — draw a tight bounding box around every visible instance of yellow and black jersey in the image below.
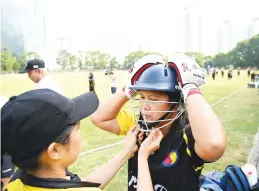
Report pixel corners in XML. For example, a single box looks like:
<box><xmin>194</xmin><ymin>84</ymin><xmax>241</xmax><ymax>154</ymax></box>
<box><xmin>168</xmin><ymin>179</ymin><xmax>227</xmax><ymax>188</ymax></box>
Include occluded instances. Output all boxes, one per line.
<box><xmin>116</xmin><ymin>109</ymin><xmax>205</xmax><ymax>191</ymax></box>
<box><xmin>6</xmin><ymin>170</ymin><xmax>101</xmax><ymax>191</ymax></box>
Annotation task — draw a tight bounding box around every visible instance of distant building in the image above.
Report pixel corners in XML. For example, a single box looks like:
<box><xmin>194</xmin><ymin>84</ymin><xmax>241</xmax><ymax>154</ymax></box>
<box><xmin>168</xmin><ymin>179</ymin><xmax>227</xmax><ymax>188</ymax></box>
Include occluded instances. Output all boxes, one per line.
<box><xmin>198</xmin><ymin>16</ymin><xmax>203</xmax><ymax>52</ymax></box>
<box><xmin>1</xmin><ymin>0</ymin><xmax>53</xmax><ymax>65</ymax></box>
<box><xmin>184</xmin><ymin>7</ymin><xmax>191</xmax><ymax>52</ymax></box>
<box><xmin>250</xmin><ymin>17</ymin><xmax>259</xmax><ymax>37</ymax></box>
<box><xmin>217</xmin><ymin>20</ymin><xmax>231</xmax><ymax>53</ymax></box>
<box><xmin>183</xmin><ymin>7</ymin><xmax>204</xmax><ymax>53</ymax></box>
<box><xmin>1</xmin><ymin>1</ymin><xmax>25</xmax><ymax>56</ymax></box>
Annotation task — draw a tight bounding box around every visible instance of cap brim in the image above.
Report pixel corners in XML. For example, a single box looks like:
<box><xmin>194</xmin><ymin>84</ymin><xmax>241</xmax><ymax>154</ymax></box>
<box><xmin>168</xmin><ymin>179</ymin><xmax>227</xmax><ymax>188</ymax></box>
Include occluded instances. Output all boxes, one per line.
<box><xmin>70</xmin><ymin>92</ymin><xmax>99</xmax><ymax>123</ymax></box>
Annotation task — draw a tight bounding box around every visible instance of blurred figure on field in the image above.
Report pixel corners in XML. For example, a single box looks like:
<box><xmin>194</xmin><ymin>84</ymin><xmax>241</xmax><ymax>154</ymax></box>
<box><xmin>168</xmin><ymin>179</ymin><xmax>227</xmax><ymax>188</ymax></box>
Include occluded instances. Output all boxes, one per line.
<box><xmin>221</xmin><ymin>67</ymin><xmax>224</xmax><ymax>78</ymax></box>
<box><xmin>247</xmin><ymin>67</ymin><xmax>251</xmax><ymax>77</ymax></box>
<box><xmin>212</xmin><ymin>68</ymin><xmax>216</xmax><ymax>80</ymax></box>
<box><xmin>89</xmin><ymin>72</ymin><xmax>96</xmax><ymax>94</ymax></box>
<box><xmin>227</xmin><ymin>69</ymin><xmax>233</xmax><ymax>80</ymax></box>
<box><xmin>107</xmin><ymin>72</ymin><xmax>117</xmax><ymax>94</ymax></box>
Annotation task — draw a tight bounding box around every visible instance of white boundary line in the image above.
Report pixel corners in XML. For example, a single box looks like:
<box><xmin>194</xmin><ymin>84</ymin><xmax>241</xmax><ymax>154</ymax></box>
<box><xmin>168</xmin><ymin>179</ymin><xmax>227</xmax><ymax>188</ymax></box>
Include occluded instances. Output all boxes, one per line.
<box><xmin>79</xmin><ymin>141</ymin><xmax>125</xmax><ymax>157</ymax></box>
<box><xmin>210</xmin><ymin>85</ymin><xmax>247</xmax><ymax>107</ymax></box>
<box><xmin>79</xmin><ymin>85</ymin><xmax>248</xmax><ymax>157</ymax></box>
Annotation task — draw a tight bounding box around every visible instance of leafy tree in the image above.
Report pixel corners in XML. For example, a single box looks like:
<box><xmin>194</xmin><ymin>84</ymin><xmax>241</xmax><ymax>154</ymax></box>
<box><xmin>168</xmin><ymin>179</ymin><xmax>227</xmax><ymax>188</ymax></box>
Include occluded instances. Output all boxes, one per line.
<box><xmin>16</xmin><ymin>52</ymin><xmax>27</xmax><ymax>71</ymax></box>
<box><xmin>213</xmin><ymin>53</ymin><xmax>231</xmax><ymax>67</ymax></box>
<box><xmin>248</xmin><ymin>34</ymin><xmax>259</xmax><ymax>68</ymax></box>
<box><xmin>26</xmin><ymin>51</ymin><xmax>40</xmax><ymax>59</ymax></box>
<box><xmin>69</xmin><ymin>54</ymin><xmax>78</xmax><ymax>71</ymax></box>
<box><xmin>1</xmin><ymin>48</ymin><xmax>16</xmax><ymax>72</ymax></box>
<box><xmin>56</xmin><ymin>50</ymin><xmax>70</xmax><ymax>71</ymax></box>
<box><xmin>209</xmin><ymin>34</ymin><xmax>259</xmax><ymax>68</ymax></box>
<box><xmin>123</xmin><ymin>51</ymin><xmax>164</xmax><ymax>69</ymax></box>
<box><xmin>85</xmin><ymin>50</ymin><xmax>111</xmax><ymax>69</ymax></box>
<box><xmin>77</xmin><ymin>51</ymin><xmax>86</xmax><ymax>70</ymax></box>
<box><xmin>109</xmin><ymin>56</ymin><xmax>119</xmax><ymax>70</ymax></box>
<box><xmin>184</xmin><ymin>52</ymin><xmax>206</xmax><ymax>67</ymax></box>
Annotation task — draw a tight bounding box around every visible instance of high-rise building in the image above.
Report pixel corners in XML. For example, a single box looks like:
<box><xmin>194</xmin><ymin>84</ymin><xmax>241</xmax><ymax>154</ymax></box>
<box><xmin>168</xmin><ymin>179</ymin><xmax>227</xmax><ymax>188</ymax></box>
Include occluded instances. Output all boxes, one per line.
<box><xmin>22</xmin><ymin>0</ymin><xmax>48</xmax><ymax>58</ymax></box>
<box><xmin>184</xmin><ymin>7</ymin><xmax>191</xmax><ymax>52</ymax></box>
<box><xmin>1</xmin><ymin>0</ymin><xmax>25</xmax><ymax>56</ymax></box>
<box><xmin>198</xmin><ymin>16</ymin><xmax>203</xmax><ymax>52</ymax></box>
<box><xmin>217</xmin><ymin>20</ymin><xmax>231</xmax><ymax>53</ymax></box>
<box><xmin>250</xmin><ymin>17</ymin><xmax>259</xmax><ymax>37</ymax></box>
<box><xmin>182</xmin><ymin>6</ymin><xmax>204</xmax><ymax>53</ymax></box>
<box><xmin>1</xmin><ymin>0</ymin><xmax>54</xmax><ymax>65</ymax></box>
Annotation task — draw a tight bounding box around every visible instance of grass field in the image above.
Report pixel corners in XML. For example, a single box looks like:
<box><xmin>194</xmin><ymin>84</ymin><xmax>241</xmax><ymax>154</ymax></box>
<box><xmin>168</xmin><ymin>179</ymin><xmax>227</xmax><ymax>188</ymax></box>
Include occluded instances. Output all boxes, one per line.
<box><xmin>1</xmin><ymin>70</ymin><xmax>259</xmax><ymax>191</ymax></box>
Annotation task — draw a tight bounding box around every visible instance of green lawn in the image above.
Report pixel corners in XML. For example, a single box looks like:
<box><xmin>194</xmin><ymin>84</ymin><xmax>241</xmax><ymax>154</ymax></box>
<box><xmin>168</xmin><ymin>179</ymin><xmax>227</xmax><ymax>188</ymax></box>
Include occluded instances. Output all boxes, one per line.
<box><xmin>1</xmin><ymin>70</ymin><xmax>259</xmax><ymax>191</ymax></box>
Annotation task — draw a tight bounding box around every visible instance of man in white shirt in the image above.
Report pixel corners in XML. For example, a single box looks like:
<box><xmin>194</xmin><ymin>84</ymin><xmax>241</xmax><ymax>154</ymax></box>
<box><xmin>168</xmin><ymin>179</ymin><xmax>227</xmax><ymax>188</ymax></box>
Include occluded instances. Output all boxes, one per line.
<box><xmin>24</xmin><ymin>59</ymin><xmax>63</xmax><ymax>94</ymax></box>
<box><xmin>107</xmin><ymin>72</ymin><xmax>117</xmax><ymax>94</ymax></box>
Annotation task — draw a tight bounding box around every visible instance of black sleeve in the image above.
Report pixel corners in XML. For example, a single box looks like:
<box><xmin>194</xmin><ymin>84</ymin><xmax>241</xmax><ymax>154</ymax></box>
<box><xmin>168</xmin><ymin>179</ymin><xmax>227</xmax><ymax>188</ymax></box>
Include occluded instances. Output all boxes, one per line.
<box><xmin>1</xmin><ymin>155</ymin><xmax>15</xmax><ymax>178</ymax></box>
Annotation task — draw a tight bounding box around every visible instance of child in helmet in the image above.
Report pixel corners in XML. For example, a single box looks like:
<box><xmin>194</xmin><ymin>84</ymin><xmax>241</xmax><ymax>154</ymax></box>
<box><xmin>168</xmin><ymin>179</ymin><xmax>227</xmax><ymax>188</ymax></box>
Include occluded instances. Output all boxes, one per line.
<box><xmin>91</xmin><ymin>54</ymin><xmax>226</xmax><ymax>191</ymax></box>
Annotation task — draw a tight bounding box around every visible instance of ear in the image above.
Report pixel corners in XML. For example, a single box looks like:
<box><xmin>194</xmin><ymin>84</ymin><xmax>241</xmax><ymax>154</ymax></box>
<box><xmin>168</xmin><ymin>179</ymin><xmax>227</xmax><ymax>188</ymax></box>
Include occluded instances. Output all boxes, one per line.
<box><xmin>47</xmin><ymin>143</ymin><xmax>63</xmax><ymax>160</ymax></box>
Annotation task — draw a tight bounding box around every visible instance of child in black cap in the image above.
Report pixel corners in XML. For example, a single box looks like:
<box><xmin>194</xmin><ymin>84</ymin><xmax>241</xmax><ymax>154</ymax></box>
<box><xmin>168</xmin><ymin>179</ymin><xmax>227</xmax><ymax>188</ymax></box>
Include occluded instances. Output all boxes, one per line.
<box><xmin>1</xmin><ymin>89</ymin><xmax>162</xmax><ymax>191</ymax></box>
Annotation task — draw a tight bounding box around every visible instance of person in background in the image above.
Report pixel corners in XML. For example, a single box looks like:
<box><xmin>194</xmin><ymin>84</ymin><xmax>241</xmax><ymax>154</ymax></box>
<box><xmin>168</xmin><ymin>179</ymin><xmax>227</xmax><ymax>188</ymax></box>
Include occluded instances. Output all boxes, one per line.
<box><xmin>248</xmin><ymin>67</ymin><xmax>251</xmax><ymax>78</ymax></box>
<box><xmin>89</xmin><ymin>72</ymin><xmax>96</xmax><ymax>94</ymax></box>
<box><xmin>227</xmin><ymin>69</ymin><xmax>233</xmax><ymax>80</ymax></box>
<box><xmin>215</xmin><ymin>67</ymin><xmax>219</xmax><ymax>76</ymax></box>
<box><xmin>25</xmin><ymin>59</ymin><xmax>63</xmax><ymax>95</ymax></box>
<box><xmin>221</xmin><ymin>67</ymin><xmax>224</xmax><ymax>78</ymax></box>
<box><xmin>212</xmin><ymin>68</ymin><xmax>216</xmax><ymax>80</ymax></box>
<box><xmin>107</xmin><ymin>72</ymin><xmax>117</xmax><ymax>94</ymax></box>
<box><xmin>251</xmin><ymin>67</ymin><xmax>256</xmax><ymax>82</ymax></box>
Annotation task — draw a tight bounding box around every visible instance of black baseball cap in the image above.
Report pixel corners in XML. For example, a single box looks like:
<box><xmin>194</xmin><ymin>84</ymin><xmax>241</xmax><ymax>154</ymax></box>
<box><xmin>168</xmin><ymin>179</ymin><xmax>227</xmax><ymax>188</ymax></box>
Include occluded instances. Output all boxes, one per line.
<box><xmin>24</xmin><ymin>59</ymin><xmax>45</xmax><ymax>72</ymax></box>
<box><xmin>1</xmin><ymin>89</ymin><xmax>99</xmax><ymax>161</ymax></box>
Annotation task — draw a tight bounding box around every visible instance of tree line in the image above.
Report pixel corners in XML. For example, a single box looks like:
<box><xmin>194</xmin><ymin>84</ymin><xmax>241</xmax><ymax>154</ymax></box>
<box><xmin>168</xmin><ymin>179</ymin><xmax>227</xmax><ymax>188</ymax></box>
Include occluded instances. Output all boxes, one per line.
<box><xmin>1</xmin><ymin>34</ymin><xmax>258</xmax><ymax>73</ymax></box>
<box><xmin>1</xmin><ymin>50</ymin><xmax>40</xmax><ymax>73</ymax></box>
<box><xmin>206</xmin><ymin>33</ymin><xmax>259</xmax><ymax>68</ymax></box>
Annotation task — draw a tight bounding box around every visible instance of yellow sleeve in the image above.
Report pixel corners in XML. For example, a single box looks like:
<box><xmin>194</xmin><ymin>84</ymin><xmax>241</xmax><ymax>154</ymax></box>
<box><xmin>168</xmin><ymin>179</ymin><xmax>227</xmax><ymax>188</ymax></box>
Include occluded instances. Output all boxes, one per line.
<box><xmin>116</xmin><ymin>109</ymin><xmax>136</xmax><ymax>135</ymax></box>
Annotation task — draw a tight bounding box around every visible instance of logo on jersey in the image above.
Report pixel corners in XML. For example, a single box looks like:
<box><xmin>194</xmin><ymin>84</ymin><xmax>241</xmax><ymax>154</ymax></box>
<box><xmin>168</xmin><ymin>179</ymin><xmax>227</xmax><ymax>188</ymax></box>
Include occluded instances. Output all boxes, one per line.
<box><xmin>162</xmin><ymin>150</ymin><xmax>179</xmax><ymax>167</ymax></box>
<box><xmin>154</xmin><ymin>184</ymin><xmax>168</xmax><ymax>191</ymax></box>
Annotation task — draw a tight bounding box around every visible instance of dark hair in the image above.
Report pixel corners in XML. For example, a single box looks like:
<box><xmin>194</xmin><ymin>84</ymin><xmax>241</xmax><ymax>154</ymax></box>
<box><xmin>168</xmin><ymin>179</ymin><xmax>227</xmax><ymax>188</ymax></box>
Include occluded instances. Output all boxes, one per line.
<box><xmin>12</xmin><ymin>124</ymin><xmax>75</xmax><ymax>172</ymax></box>
<box><xmin>167</xmin><ymin>92</ymin><xmax>181</xmax><ymax>102</ymax></box>
<box><xmin>54</xmin><ymin>124</ymin><xmax>74</xmax><ymax>145</ymax></box>
<box><xmin>167</xmin><ymin>92</ymin><xmax>190</xmax><ymax>132</ymax></box>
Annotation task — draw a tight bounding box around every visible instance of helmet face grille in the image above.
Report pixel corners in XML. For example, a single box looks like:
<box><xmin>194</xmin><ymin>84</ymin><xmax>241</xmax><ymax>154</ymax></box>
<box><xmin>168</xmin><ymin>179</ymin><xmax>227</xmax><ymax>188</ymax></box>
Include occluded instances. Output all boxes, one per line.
<box><xmin>131</xmin><ymin>97</ymin><xmax>185</xmax><ymax>132</ymax></box>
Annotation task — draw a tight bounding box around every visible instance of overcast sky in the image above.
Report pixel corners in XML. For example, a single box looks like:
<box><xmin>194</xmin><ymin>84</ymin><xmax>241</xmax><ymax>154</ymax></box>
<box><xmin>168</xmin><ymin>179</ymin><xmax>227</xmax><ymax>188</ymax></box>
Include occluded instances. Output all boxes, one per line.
<box><xmin>3</xmin><ymin>0</ymin><xmax>259</xmax><ymax>63</ymax></box>
<box><xmin>46</xmin><ymin>0</ymin><xmax>259</xmax><ymax>57</ymax></box>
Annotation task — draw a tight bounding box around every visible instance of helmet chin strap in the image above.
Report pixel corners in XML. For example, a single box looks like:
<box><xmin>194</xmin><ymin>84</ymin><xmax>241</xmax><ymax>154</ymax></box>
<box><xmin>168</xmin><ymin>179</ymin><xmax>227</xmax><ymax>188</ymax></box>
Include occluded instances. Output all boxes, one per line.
<box><xmin>138</xmin><ymin>103</ymin><xmax>176</xmax><ymax>131</ymax></box>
